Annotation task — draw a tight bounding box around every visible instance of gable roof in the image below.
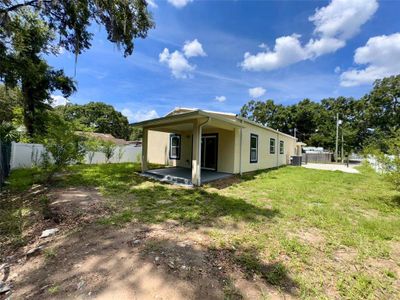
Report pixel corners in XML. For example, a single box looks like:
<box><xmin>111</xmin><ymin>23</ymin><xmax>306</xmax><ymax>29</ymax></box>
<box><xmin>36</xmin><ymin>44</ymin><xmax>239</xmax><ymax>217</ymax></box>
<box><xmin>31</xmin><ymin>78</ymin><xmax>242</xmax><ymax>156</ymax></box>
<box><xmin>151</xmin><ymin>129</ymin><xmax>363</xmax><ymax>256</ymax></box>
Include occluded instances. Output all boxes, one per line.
<box><xmin>131</xmin><ymin>108</ymin><xmax>296</xmax><ymax>140</ymax></box>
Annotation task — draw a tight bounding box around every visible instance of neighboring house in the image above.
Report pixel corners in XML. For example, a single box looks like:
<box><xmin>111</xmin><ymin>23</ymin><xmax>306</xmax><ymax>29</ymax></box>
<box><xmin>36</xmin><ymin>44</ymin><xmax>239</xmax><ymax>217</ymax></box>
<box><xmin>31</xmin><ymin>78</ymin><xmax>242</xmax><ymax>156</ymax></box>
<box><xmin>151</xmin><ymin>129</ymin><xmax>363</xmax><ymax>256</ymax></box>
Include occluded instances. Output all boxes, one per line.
<box><xmin>75</xmin><ymin>131</ymin><xmax>136</xmax><ymax>146</ymax></box>
<box><xmin>132</xmin><ymin>108</ymin><xmax>300</xmax><ymax>186</ymax></box>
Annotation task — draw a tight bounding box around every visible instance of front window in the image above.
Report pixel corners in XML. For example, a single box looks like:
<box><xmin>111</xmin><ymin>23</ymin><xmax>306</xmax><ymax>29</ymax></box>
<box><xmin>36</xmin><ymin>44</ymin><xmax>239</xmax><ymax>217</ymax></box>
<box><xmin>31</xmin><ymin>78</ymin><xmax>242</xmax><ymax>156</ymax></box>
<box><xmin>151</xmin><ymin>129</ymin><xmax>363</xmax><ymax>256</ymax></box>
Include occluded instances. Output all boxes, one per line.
<box><xmin>270</xmin><ymin>138</ymin><xmax>275</xmax><ymax>154</ymax></box>
<box><xmin>169</xmin><ymin>134</ymin><xmax>181</xmax><ymax>159</ymax></box>
<box><xmin>250</xmin><ymin>134</ymin><xmax>258</xmax><ymax>163</ymax></box>
<box><xmin>280</xmin><ymin>141</ymin><xmax>284</xmax><ymax>154</ymax></box>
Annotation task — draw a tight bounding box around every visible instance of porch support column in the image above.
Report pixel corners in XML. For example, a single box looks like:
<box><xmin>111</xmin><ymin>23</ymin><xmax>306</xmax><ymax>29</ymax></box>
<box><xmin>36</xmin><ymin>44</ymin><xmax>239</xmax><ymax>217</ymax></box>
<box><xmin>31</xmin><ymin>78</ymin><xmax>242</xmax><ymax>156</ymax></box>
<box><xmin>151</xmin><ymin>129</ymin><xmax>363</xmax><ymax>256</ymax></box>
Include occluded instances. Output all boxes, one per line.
<box><xmin>192</xmin><ymin>119</ymin><xmax>201</xmax><ymax>186</ymax></box>
<box><xmin>141</xmin><ymin>127</ymin><xmax>148</xmax><ymax>172</ymax></box>
<box><xmin>233</xmin><ymin>127</ymin><xmax>242</xmax><ymax>174</ymax></box>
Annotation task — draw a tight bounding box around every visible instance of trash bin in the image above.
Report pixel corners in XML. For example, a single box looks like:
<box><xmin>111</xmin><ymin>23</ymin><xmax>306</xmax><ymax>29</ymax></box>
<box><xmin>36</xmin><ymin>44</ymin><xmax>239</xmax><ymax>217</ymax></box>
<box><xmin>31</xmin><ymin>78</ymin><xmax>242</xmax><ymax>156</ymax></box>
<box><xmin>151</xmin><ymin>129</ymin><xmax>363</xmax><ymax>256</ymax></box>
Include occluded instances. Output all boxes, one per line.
<box><xmin>291</xmin><ymin>156</ymin><xmax>302</xmax><ymax>166</ymax></box>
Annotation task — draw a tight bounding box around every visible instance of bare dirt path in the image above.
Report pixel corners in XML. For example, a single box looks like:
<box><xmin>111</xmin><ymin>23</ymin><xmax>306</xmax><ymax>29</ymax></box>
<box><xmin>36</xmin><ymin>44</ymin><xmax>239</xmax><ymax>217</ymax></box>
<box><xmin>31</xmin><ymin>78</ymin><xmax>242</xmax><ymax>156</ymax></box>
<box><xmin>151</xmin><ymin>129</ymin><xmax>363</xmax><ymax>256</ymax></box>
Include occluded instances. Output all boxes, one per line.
<box><xmin>2</xmin><ymin>187</ymin><xmax>294</xmax><ymax>300</ymax></box>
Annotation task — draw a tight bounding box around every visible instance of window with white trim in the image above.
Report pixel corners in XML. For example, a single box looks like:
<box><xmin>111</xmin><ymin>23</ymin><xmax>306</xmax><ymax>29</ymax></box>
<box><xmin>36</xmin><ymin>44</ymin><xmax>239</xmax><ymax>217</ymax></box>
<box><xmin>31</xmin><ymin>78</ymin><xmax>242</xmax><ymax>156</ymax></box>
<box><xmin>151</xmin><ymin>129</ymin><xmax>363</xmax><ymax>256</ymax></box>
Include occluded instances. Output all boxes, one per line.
<box><xmin>250</xmin><ymin>134</ymin><xmax>258</xmax><ymax>163</ymax></box>
<box><xmin>169</xmin><ymin>134</ymin><xmax>181</xmax><ymax>160</ymax></box>
<box><xmin>280</xmin><ymin>140</ymin><xmax>284</xmax><ymax>154</ymax></box>
<box><xmin>270</xmin><ymin>138</ymin><xmax>275</xmax><ymax>154</ymax></box>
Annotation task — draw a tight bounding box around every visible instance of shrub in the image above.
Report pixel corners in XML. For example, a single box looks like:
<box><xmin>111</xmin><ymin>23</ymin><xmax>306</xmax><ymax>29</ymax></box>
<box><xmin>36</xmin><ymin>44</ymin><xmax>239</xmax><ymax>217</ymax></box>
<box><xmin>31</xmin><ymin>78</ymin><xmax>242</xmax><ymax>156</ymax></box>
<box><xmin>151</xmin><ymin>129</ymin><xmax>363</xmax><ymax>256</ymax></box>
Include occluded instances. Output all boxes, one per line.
<box><xmin>101</xmin><ymin>141</ymin><xmax>116</xmax><ymax>163</ymax></box>
<box><xmin>41</xmin><ymin>115</ymin><xmax>85</xmax><ymax>180</ymax></box>
<box><xmin>368</xmin><ymin>130</ymin><xmax>400</xmax><ymax>191</ymax></box>
<box><xmin>84</xmin><ymin>138</ymin><xmax>101</xmax><ymax>164</ymax></box>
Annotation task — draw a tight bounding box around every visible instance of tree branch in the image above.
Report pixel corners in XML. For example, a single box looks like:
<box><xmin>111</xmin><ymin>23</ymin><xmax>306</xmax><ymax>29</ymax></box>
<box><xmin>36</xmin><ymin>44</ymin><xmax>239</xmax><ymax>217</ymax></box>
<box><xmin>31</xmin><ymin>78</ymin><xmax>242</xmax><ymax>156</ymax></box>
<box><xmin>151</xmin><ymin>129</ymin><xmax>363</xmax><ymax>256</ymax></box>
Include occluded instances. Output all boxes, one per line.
<box><xmin>0</xmin><ymin>0</ymin><xmax>40</xmax><ymax>13</ymax></box>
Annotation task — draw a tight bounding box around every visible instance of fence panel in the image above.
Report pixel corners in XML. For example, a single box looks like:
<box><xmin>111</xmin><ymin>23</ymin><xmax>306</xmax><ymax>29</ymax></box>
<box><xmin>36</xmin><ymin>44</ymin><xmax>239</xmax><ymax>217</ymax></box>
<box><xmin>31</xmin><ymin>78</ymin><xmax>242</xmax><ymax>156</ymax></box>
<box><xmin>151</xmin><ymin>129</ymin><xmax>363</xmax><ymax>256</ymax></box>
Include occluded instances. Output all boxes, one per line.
<box><xmin>302</xmin><ymin>153</ymin><xmax>333</xmax><ymax>164</ymax></box>
<box><xmin>10</xmin><ymin>142</ymin><xmax>142</xmax><ymax>170</ymax></box>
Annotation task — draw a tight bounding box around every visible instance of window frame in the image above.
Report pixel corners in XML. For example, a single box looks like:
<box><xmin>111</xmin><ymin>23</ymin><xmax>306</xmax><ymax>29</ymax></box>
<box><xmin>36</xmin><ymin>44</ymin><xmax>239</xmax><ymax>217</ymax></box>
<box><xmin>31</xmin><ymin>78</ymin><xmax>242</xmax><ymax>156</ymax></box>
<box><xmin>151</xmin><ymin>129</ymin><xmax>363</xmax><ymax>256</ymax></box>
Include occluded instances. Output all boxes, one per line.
<box><xmin>169</xmin><ymin>134</ymin><xmax>181</xmax><ymax>160</ymax></box>
<box><xmin>250</xmin><ymin>133</ymin><xmax>258</xmax><ymax>163</ymax></box>
<box><xmin>280</xmin><ymin>140</ymin><xmax>284</xmax><ymax>154</ymax></box>
<box><xmin>270</xmin><ymin>138</ymin><xmax>276</xmax><ymax>154</ymax></box>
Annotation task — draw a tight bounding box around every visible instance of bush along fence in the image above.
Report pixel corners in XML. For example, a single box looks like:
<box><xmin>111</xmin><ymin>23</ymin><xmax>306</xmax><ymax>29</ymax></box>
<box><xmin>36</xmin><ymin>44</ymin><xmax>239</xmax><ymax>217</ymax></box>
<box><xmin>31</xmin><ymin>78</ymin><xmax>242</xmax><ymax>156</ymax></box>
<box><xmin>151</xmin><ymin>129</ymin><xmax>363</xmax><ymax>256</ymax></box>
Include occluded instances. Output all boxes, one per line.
<box><xmin>0</xmin><ymin>140</ymin><xmax>12</xmax><ymax>187</ymax></box>
<box><xmin>9</xmin><ymin>142</ymin><xmax>142</xmax><ymax>170</ymax></box>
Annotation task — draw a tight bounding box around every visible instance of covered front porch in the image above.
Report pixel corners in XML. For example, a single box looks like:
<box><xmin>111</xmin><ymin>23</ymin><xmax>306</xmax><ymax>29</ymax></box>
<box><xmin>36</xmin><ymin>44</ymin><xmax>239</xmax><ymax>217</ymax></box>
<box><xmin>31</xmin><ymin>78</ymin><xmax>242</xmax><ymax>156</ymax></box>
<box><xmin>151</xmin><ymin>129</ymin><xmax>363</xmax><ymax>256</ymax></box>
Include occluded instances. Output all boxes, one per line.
<box><xmin>133</xmin><ymin>109</ymin><xmax>245</xmax><ymax>186</ymax></box>
<box><xmin>144</xmin><ymin>167</ymin><xmax>233</xmax><ymax>186</ymax></box>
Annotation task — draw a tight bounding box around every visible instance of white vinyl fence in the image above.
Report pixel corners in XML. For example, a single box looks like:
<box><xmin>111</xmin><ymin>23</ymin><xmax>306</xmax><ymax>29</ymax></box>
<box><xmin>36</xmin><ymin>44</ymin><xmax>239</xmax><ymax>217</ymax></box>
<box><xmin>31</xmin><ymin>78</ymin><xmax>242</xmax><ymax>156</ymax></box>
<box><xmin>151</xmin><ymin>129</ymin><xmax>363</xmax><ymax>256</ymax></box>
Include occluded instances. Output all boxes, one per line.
<box><xmin>10</xmin><ymin>142</ymin><xmax>142</xmax><ymax>170</ymax></box>
<box><xmin>366</xmin><ymin>155</ymin><xmax>396</xmax><ymax>173</ymax></box>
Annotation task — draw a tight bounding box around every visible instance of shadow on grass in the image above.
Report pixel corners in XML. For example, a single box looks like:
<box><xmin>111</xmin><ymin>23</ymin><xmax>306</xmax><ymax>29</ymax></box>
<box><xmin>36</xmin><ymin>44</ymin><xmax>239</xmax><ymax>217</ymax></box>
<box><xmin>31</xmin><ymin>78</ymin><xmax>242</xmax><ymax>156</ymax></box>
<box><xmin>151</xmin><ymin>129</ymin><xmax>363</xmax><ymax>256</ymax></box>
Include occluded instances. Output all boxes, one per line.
<box><xmin>235</xmin><ymin>250</ymin><xmax>297</xmax><ymax>294</ymax></box>
<box><xmin>12</xmin><ymin>222</ymin><xmax>298</xmax><ymax>299</ymax></box>
<box><xmin>205</xmin><ymin>166</ymin><xmax>287</xmax><ymax>190</ymax></box>
<box><xmin>390</xmin><ymin>194</ymin><xmax>400</xmax><ymax>207</ymax></box>
<box><xmin>101</xmin><ymin>184</ymin><xmax>280</xmax><ymax>226</ymax></box>
<box><xmin>4</xmin><ymin>163</ymin><xmax>300</xmax><ymax>298</ymax></box>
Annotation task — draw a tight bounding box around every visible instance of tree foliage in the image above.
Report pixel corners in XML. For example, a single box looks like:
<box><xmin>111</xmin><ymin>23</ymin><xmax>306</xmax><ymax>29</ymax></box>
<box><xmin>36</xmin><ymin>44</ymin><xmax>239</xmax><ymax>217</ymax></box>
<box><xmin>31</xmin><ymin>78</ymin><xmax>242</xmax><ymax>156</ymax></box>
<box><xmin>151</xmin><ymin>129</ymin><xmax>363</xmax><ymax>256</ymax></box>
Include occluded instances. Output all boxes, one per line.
<box><xmin>101</xmin><ymin>141</ymin><xmax>116</xmax><ymax>163</ymax></box>
<box><xmin>240</xmin><ymin>75</ymin><xmax>400</xmax><ymax>152</ymax></box>
<box><xmin>0</xmin><ymin>84</ymin><xmax>22</xmax><ymax>124</ymax></box>
<box><xmin>41</xmin><ymin>113</ymin><xmax>85</xmax><ymax>180</ymax></box>
<box><xmin>0</xmin><ymin>1</ymin><xmax>154</xmax><ymax>139</ymax></box>
<box><xmin>0</xmin><ymin>0</ymin><xmax>154</xmax><ymax>57</ymax></box>
<box><xmin>0</xmin><ymin>12</ymin><xmax>76</xmax><ymax>137</ymax></box>
<box><xmin>56</xmin><ymin>102</ymin><xmax>132</xmax><ymax>140</ymax></box>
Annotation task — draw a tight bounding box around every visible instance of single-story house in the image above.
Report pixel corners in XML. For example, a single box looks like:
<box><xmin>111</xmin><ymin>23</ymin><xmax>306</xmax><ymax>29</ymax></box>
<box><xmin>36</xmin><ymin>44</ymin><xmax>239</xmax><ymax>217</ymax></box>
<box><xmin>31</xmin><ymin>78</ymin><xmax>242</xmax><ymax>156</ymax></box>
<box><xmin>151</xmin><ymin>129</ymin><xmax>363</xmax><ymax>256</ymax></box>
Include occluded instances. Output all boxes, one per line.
<box><xmin>132</xmin><ymin>108</ymin><xmax>301</xmax><ymax>186</ymax></box>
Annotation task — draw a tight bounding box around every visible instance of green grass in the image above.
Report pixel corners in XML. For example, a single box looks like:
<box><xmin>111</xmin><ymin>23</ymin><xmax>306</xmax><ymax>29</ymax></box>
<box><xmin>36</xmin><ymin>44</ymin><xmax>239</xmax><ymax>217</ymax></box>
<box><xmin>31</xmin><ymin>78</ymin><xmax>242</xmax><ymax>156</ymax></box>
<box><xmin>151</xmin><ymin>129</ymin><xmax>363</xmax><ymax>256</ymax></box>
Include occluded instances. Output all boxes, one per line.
<box><xmin>3</xmin><ymin>162</ymin><xmax>400</xmax><ymax>299</ymax></box>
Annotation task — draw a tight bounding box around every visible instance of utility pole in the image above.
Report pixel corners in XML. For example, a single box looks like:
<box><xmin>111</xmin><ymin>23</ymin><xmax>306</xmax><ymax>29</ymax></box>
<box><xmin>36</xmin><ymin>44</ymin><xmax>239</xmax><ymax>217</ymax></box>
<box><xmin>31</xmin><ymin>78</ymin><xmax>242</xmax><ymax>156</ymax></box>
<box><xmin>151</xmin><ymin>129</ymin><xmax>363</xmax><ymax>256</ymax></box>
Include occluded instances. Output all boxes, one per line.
<box><xmin>335</xmin><ymin>113</ymin><xmax>339</xmax><ymax>163</ymax></box>
<box><xmin>341</xmin><ymin>129</ymin><xmax>344</xmax><ymax>163</ymax></box>
<box><xmin>294</xmin><ymin>128</ymin><xmax>297</xmax><ymax>139</ymax></box>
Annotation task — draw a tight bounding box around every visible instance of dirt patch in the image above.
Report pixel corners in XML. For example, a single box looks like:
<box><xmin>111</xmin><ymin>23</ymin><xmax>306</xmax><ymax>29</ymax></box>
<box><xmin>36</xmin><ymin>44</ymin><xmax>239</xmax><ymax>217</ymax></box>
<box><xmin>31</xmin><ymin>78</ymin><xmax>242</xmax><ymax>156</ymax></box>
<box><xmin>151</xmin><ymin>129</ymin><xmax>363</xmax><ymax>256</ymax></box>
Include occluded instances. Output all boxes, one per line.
<box><xmin>333</xmin><ymin>247</ymin><xmax>358</xmax><ymax>264</ymax></box>
<box><xmin>4</xmin><ymin>219</ymin><xmax>298</xmax><ymax>300</ymax></box>
<box><xmin>47</xmin><ymin>187</ymin><xmax>108</xmax><ymax>225</ymax></box>
<box><xmin>205</xmin><ymin>176</ymin><xmax>243</xmax><ymax>190</ymax></box>
<box><xmin>292</xmin><ymin>228</ymin><xmax>325</xmax><ymax>247</ymax></box>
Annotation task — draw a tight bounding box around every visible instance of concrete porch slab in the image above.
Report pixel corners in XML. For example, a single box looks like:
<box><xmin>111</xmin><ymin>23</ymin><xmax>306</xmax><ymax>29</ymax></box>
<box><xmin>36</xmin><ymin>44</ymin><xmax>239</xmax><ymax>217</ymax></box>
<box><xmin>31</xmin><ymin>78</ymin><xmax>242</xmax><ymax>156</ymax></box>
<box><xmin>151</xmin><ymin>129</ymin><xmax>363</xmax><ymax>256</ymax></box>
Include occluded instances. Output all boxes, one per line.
<box><xmin>143</xmin><ymin>167</ymin><xmax>232</xmax><ymax>186</ymax></box>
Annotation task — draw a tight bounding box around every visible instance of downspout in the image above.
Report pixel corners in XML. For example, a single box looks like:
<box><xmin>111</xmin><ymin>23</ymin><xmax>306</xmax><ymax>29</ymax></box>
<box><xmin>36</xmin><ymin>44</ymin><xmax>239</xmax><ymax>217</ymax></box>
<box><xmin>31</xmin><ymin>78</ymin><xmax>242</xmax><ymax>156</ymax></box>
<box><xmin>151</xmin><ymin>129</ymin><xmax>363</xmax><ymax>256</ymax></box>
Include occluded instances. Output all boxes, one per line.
<box><xmin>276</xmin><ymin>131</ymin><xmax>280</xmax><ymax>168</ymax></box>
<box><xmin>239</xmin><ymin>120</ymin><xmax>243</xmax><ymax>175</ymax></box>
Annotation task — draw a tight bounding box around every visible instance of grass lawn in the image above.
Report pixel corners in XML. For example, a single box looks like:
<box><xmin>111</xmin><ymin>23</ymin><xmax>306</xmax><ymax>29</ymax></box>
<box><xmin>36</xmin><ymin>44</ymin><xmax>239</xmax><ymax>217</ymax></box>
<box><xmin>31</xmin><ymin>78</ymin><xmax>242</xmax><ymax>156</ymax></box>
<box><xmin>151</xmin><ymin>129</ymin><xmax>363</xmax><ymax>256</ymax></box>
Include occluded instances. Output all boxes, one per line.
<box><xmin>2</xmin><ymin>163</ymin><xmax>400</xmax><ymax>299</ymax></box>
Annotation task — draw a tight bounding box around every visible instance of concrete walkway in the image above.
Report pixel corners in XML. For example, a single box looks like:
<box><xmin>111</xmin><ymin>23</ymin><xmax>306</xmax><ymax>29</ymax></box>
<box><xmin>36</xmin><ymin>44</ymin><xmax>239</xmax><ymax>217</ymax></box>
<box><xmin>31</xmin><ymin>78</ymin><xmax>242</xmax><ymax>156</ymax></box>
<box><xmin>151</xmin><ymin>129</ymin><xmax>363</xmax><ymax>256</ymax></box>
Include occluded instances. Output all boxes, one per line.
<box><xmin>302</xmin><ymin>163</ymin><xmax>360</xmax><ymax>174</ymax></box>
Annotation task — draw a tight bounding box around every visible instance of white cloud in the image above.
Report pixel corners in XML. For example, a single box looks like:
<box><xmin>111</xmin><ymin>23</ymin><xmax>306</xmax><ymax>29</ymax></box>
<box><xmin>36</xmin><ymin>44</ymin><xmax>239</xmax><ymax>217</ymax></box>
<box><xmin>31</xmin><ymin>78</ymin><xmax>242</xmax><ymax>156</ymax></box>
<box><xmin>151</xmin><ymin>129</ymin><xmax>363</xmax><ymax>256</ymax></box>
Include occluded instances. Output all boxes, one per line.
<box><xmin>159</xmin><ymin>39</ymin><xmax>206</xmax><ymax>78</ymax></box>
<box><xmin>305</xmin><ymin>37</ymin><xmax>345</xmax><ymax>57</ymax></box>
<box><xmin>242</xmin><ymin>34</ymin><xmax>308</xmax><ymax>71</ymax></box>
<box><xmin>50</xmin><ymin>95</ymin><xmax>69</xmax><ymax>107</ymax></box>
<box><xmin>183</xmin><ymin>39</ymin><xmax>206</xmax><ymax>58</ymax></box>
<box><xmin>334</xmin><ymin>66</ymin><xmax>341</xmax><ymax>74</ymax></box>
<box><xmin>147</xmin><ymin>0</ymin><xmax>158</xmax><ymax>8</ymax></box>
<box><xmin>249</xmin><ymin>87</ymin><xmax>266</xmax><ymax>98</ymax></box>
<box><xmin>309</xmin><ymin>0</ymin><xmax>378</xmax><ymax>40</ymax></box>
<box><xmin>167</xmin><ymin>0</ymin><xmax>192</xmax><ymax>8</ymax></box>
<box><xmin>258</xmin><ymin>43</ymin><xmax>269</xmax><ymax>50</ymax></box>
<box><xmin>122</xmin><ymin>108</ymin><xmax>159</xmax><ymax>123</ymax></box>
<box><xmin>340</xmin><ymin>33</ymin><xmax>400</xmax><ymax>87</ymax></box>
<box><xmin>241</xmin><ymin>0</ymin><xmax>378</xmax><ymax>71</ymax></box>
<box><xmin>215</xmin><ymin>96</ymin><xmax>226</xmax><ymax>102</ymax></box>
<box><xmin>159</xmin><ymin>48</ymin><xmax>195</xmax><ymax>79</ymax></box>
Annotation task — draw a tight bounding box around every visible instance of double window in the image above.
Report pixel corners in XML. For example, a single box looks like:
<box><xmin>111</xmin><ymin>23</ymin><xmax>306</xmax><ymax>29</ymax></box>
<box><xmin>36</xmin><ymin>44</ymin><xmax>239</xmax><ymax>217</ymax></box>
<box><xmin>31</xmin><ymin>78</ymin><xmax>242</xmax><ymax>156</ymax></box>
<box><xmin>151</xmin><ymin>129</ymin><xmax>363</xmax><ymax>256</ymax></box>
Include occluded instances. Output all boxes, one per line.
<box><xmin>250</xmin><ymin>134</ymin><xmax>258</xmax><ymax>163</ymax></box>
<box><xmin>169</xmin><ymin>134</ymin><xmax>181</xmax><ymax>160</ymax></box>
<box><xmin>280</xmin><ymin>141</ymin><xmax>285</xmax><ymax>154</ymax></box>
<box><xmin>270</xmin><ymin>138</ymin><xmax>276</xmax><ymax>154</ymax></box>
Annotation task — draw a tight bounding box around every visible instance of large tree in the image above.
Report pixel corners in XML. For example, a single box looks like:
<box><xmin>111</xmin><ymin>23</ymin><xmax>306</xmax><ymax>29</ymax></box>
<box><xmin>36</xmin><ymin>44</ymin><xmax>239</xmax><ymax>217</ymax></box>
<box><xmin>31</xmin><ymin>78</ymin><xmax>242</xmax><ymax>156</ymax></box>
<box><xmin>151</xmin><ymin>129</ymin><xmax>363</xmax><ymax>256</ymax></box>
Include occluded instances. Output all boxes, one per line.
<box><xmin>56</xmin><ymin>102</ymin><xmax>132</xmax><ymax>140</ymax></box>
<box><xmin>1</xmin><ymin>12</ymin><xmax>75</xmax><ymax>137</ymax></box>
<box><xmin>0</xmin><ymin>0</ymin><xmax>154</xmax><ymax>137</ymax></box>
<box><xmin>0</xmin><ymin>0</ymin><xmax>154</xmax><ymax>57</ymax></box>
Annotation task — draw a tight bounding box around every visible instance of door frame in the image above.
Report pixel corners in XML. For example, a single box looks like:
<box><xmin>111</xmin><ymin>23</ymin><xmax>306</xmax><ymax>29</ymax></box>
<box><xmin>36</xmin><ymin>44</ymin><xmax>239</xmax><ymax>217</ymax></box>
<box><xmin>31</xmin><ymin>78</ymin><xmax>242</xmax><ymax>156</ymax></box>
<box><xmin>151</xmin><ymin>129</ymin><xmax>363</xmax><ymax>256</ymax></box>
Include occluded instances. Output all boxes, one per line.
<box><xmin>200</xmin><ymin>133</ymin><xmax>218</xmax><ymax>171</ymax></box>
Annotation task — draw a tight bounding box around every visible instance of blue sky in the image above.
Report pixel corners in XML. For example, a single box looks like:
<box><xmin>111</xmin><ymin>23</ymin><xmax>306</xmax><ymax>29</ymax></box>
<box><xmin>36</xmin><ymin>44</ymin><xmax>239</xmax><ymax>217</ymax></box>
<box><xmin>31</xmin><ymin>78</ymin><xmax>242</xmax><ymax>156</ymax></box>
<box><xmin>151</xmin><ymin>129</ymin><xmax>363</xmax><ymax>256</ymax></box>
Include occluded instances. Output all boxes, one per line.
<box><xmin>47</xmin><ymin>0</ymin><xmax>400</xmax><ymax>122</ymax></box>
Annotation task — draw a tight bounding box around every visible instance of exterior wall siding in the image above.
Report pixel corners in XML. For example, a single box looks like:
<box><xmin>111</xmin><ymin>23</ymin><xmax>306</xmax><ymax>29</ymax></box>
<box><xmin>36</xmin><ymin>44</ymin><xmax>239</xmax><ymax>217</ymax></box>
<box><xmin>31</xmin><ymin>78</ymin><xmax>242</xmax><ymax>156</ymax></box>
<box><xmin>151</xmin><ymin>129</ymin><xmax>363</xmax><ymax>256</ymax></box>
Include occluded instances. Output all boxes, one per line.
<box><xmin>147</xmin><ymin>130</ymin><xmax>169</xmax><ymax>165</ymax></box>
<box><xmin>146</xmin><ymin>120</ymin><xmax>297</xmax><ymax>174</ymax></box>
<box><xmin>239</xmin><ymin>123</ymin><xmax>296</xmax><ymax>173</ymax></box>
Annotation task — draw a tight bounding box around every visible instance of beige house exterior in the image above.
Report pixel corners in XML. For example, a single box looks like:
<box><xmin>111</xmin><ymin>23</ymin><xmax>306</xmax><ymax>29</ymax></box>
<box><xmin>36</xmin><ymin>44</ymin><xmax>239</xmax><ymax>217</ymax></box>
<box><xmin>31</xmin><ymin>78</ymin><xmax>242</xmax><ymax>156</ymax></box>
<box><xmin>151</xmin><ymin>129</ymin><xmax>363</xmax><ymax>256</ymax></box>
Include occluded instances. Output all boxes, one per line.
<box><xmin>133</xmin><ymin>108</ymin><xmax>299</xmax><ymax>186</ymax></box>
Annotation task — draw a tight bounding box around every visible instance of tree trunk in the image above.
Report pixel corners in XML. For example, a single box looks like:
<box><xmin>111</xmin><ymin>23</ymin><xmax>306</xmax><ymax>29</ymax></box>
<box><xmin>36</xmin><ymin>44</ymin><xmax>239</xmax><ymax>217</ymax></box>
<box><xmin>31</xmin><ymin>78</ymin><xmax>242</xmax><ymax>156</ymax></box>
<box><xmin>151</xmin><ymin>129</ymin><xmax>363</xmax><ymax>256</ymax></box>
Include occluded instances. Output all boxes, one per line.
<box><xmin>21</xmin><ymin>80</ymin><xmax>35</xmax><ymax>137</ymax></box>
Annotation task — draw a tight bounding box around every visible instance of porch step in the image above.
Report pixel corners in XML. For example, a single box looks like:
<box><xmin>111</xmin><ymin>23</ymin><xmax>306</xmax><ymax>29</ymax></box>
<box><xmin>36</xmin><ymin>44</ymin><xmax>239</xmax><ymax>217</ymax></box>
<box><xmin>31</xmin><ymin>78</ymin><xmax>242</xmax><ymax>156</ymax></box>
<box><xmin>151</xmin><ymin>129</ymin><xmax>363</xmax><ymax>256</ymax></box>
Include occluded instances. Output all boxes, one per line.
<box><xmin>142</xmin><ymin>172</ymin><xmax>193</xmax><ymax>186</ymax></box>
